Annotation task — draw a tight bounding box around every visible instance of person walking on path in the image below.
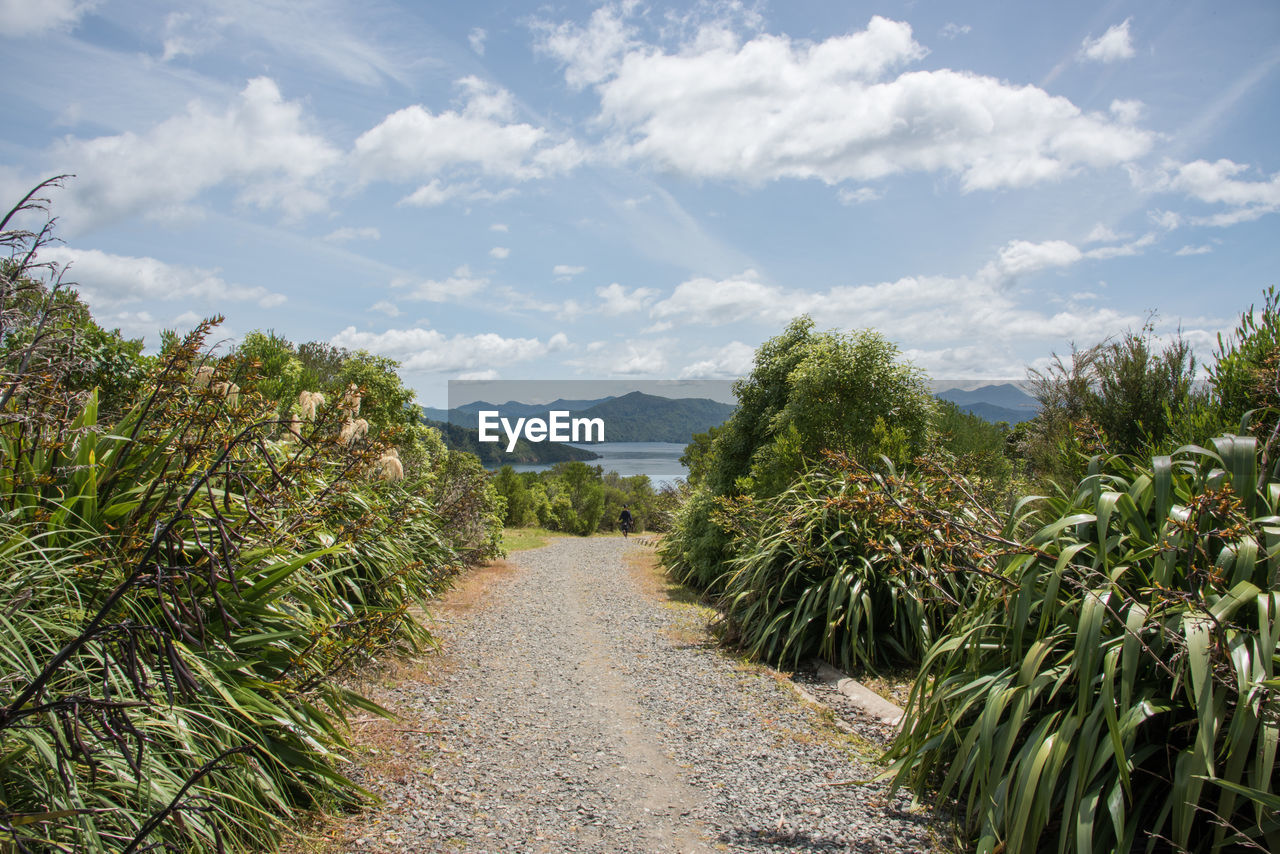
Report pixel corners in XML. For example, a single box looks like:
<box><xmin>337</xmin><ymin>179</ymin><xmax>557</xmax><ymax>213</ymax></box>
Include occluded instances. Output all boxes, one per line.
<box><xmin>619</xmin><ymin>505</ymin><xmax>633</xmax><ymax>538</ymax></box>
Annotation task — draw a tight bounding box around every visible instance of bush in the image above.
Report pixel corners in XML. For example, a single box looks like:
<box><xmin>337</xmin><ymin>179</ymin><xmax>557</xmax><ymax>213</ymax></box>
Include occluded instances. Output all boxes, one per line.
<box><xmin>713</xmin><ymin>454</ymin><xmax>989</xmax><ymax>671</ymax></box>
<box><xmin>0</xmin><ymin>186</ymin><xmax>501</xmax><ymax>851</ymax></box>
<box><xmin>886</xmin><ymin>439</ymin><xmax>1280</xmax><ymax>853</ymax></box>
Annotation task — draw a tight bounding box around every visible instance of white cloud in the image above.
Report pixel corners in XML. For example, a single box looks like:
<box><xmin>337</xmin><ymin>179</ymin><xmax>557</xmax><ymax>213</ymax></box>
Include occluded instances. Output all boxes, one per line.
<box><xmin>1151</xmin><ymin>158</ymin><xmax>1280</xmax><ymax>225</ymax></box>
<box><xmin>491</xmin><ymin>223</ymin><xmax>509</xmax><ymax>232</ymax></box>
<box><xmin>1109</xmin><ymin>99</ymin><xmax>1144</xmax><ymax>124</ymax></box>
<box><xmin>1083</xmin><ymin>232</ymin><xmax>1156</xmax><ymax>260</ymax></box>
<box><xmin>369</xmin><ymin>300</ymin><xmax>402</xmax><ymax>316</ymax></box>
<box><xmin>161</xmin><ymin>10</ymin><xmax>224</xmax><ymax>61</ymax></box>
<box><xmin>554</xmin><ymin>264</ymin><xmax>586</xmax><ymax>277</ymax></box>
<box><xmin>331</xmin><ymin>326</ymin><xmax>561</xmax><ymax>373</ymax></box>
<box><xmin>392</xmin><ymin>265</ymin><xmax>488</xmax><ymax>302</ymax></box>
<box><xmin>1080</xmin><ymin>19</ymin><xmax>1135</xmax><ymax>63</ymax></box>
<box><xmin>596</xmin><ymin>282</ymin><xmax>658</xmax><ymax>315</ymax></box>
<box><xmin>643</xmin><ymin>236</ymin><xmax>1179</xmax><ymax>360</ymax></box>
<box><xmin>55</xmin><ymin>77</ymin><xmax>339</xmax><ymax>229</ymax></box>
<box><xmin>1084</xmin><ymin>223</ymin><xmax>1124</xmax><ymax>243</ymax></box>
<box><xmin>490</xmin><ymin>246</ymin><xmax>510</xmax><ymax>259</ymax></box>
<box><xmin>458</xmin><ymin>369</ymin><xmax>499</xmax><ymax>381</ymax></box>
<box><xmin>0</xmin><ymin>0</ymin><xmax>96</xmax><ymax>35</ymax></box>
<box><xmin>838</xmin><ymin>187</ymin><xmax>882</xmax><ymax>205</ymax></box>
<box><xmin>538</xmin><ymin>10</ymin><xmax>1151</xmax><ymax>193</ymax></box>
<box><xmin>983</xmin><ymin>239</ymin><xmax>1082</xmax><ymax>281</ymax></box>
<box><xmin>41</xmin><ymin>246</ymin><xmax>285</xmax><ymax>311</ymax></box>
<box><xmin>939</xmin><ymin>23</ymin><xmax>971</xmax><ymax>40</ymax></box>
<box><xmin>1149</xmin><ymin>209</ymin><xmax>1182</xmax><ymax>230</ymax></box>
<box><xmin>679</xmin><ymin>341</ymin><xmax>754</xmax><ymax>378</ymax></box>
<box><xmin>324</xmin><ymin>225</ymin><xmax>380</xmax><ymax>243</ymax></box>
<box><xmin>650</xmin><ymin>270</ymin><xmax>790</xmax><ymax>325</ymax></box>
<box><xmin>468</xmin><ymin>27</ymin><xmax>486</xmax><ymax>55</ymax></box>
<box><xmin>1176</xmin><ymin>244</ymin><xmax>1213</xmax><ymax>256</ymax></box>
<box><xmin>154</xmin><ymin>0</ymin><xmax>413</xmax><ymax>87</ymax></box>
<box><xmin>567</xmin><ymin>338</ymin><xmax>670</xmax><ymax>375</ymax></box>
<box><xmin>353</xmin><ymin>77</ymin><xmax>583</xmax><ymax>189</ymax></box>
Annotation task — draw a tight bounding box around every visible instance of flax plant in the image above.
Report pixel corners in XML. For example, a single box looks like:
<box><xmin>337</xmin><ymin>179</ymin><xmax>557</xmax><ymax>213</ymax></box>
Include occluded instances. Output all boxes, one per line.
<box><xmin>0</xmin><ymin>184</ymin><xmax>471</xmax><ymax>851</ymax></box>
<box><xmin>886</xmin><ymin>437</ymin><xmax>1280</xmax><ymax>853</ymax></box>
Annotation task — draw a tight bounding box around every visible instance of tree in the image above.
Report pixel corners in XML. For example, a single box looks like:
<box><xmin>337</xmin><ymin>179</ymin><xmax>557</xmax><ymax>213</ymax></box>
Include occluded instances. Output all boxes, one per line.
<box><xmin>1022</xmin><ymin>324</ymin><xmax>1197</xmax><ymax>486</ymax></box>
<box><xmin>706</xmin><ymin>317</ymin><xmax>934</xmax><ymax>498</ymax></box>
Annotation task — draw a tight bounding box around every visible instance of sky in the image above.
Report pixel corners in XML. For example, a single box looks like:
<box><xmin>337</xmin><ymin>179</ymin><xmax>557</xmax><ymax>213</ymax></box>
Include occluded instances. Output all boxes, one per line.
<box><xmin>2</xmin><ymin>0</ymin><xmax>1277</xmax><ymax>406</ymax></box>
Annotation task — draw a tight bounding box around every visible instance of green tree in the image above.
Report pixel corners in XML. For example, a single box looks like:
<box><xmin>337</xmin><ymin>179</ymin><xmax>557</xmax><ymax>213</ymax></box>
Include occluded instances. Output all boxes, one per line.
<box><xmin>706</xmin><ymin>317</ymin><xmax>933</xmax><ymax>498</ymax></box>
<box><xmin>1022</xmin><ymin>325</ymin><xmax>1197</xmax><ymax>487</ymax></box>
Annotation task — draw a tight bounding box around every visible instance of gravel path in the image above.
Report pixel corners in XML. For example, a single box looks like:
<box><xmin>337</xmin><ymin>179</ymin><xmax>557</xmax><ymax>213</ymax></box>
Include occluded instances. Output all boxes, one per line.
<box><xmin>343</xmin><ymin>537</ymin><xmax>938</xmax><ymax>853</ymax></box>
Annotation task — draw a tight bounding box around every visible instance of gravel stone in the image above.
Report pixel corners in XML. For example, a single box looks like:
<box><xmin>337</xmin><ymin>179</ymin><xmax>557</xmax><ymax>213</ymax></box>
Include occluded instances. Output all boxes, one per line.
<box><xmin>341</xmin><ymin>537</ymin><xmax>940</xmax><ymax>853</ymax></box>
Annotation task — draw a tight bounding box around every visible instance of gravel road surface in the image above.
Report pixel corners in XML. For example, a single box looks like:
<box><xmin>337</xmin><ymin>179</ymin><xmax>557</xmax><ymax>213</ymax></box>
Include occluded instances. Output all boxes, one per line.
<box><xmin>342</xmin><ymin>536</ymin><xmax>938</xmax><ymax>853</ymax></box>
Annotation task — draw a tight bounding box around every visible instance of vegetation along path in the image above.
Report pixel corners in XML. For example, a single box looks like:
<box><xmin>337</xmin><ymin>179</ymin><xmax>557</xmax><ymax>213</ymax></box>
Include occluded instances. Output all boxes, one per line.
<box><xmin>339</xmin><ymin>536</ymin><xmax>937</xmax><ymax>853</ymax></box>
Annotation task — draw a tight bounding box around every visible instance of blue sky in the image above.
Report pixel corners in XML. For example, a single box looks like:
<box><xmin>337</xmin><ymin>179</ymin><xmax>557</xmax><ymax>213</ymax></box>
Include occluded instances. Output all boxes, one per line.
<box><xmin>2</xmin><ymin>0</ymin><xmax>1277</xmax><ymax>406</ymax></box>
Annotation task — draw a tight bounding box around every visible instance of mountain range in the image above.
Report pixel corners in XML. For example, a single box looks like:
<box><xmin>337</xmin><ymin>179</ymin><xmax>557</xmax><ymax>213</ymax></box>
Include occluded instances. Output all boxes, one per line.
<box><xmin>426</xmin><ymin>391</ymin><xmax>737</xmax><ymax>444</ymax></box>
<box><xmin>935</xmin><ymin>383</ymin><xmax>1040</xmax><ymax>424</ymax></box>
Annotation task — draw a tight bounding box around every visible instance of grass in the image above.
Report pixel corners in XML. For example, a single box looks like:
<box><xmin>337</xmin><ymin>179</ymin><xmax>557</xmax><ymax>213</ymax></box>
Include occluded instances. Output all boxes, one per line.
<box><xmin>501</xmin><ymin>526</ymin><xmax>563</xmax><ymax>552</ymax></box>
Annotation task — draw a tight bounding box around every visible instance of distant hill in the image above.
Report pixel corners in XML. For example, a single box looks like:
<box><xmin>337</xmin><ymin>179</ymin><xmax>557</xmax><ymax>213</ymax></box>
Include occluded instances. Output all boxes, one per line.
<box><xmin>422</xmin><ymin>418</ymin><xmax>600</xmax><ymax>466</ymax></box>
<box><xmin>936</xmin><ymin>383</ymin><xmax>1039</xmax><ymax>425</ymax></box>
<box><xmin>455</xmin><ymin>397</ymin><xmax>613</xmax><ymax>419</ymax></box>
<box><xmin>424</xmin><ymin>392</ymin><xmax>736</xmax><ymax>444</ymax></box>
<box><xmin>572</xmin><ymin>391</ymin><xmax>737</xmax><ymax>443</ymax></box>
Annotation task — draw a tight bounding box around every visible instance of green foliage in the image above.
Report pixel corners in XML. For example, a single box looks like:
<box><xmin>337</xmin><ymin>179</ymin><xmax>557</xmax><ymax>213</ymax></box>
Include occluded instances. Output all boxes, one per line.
<box><xmin>680</xmin><ymin>425</ymin><xmax>720</xmax><ymax>487</ymax></box>
<box><xmin>706</xmin><ymin>317</ymin><xmax>933</xmax><ymax>498</ymax></box>
<box><xmin>491</xmin><ymin>462</ymin><xmax>672</xmax><ymax>537</ymax></box>
<box><xmin>0</xmin><ymin>272</ymin><xmax>150</xmax><ymax>418</ymax></box>
<box><xmin>0</xmin><ymin>188</ymin><xmax>505</xmax><ymax>851</ymax></box>
<box><xmin>667</xmin><ymin>316</ymin><xmax>937</xmax><ymax>591</ymax></box>
<box><xmin>1021</xmin><ymin>326</ymin><xmax>1197</xmax><ymax>487</ymax></box>
<box><xmin>714</xmin><ymin>454</ymin><xmax>986</xmax><ymax>672</ymax></box>
<box><xmin>886</xmin><ymin>440</ymin><xmax>1280</xmax><ymax>854</ymax></box>
<box><xmin>657</xmin><ymin>486</ymin><xmax>733</xmax><ymax>590</ymax></box>
<box><xmin>1211</xmin><ymin>286</ymin><xmax>1280</xmax><ymax>425</ymax></box>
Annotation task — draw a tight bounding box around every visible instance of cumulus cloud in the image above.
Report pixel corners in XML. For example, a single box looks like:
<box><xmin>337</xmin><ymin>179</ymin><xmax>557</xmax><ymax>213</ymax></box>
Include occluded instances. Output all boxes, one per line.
<box><xmin>643</xmin><ymin>235</ymin><xmax>1186</xmax><ymax>363</ymax></box>
<box><xmin>679</xmin><ymin>341</ymin><xmax>755</xmax><ymax>378</ymax></box>
<box><xmin>1084</xmin><ymin>223</ymin><xmax>1126</xmax><ymax>243</ymax></box>
<box><xmin>40</xmin><ymin>246</ymin><xmax>285</xmax><ymax>311</ymax></box>
<box><xmin>369</xmin><ymin>300</ymin><xmax>402</xmax><ymax>316</ymax></box>
<box><xmin>324</xmin><ymin>225</ymin><xmax>380</xmax><ymax>242</ymax></box>
<box><xmin>596</xmin><ymin>282</ymin><xmax>658</xmax><ymax>315</ymax></box>
<box><xmin>54</xmin><ymin>77</ymin><xmax>339</xmax><ymax>229</ymax></box>
<box><xmin>983</xmin><ymin>240</ymin><xmax>1083</xmax><ymax>280</ymax></box>
<box><xmin>392</xmin><ymin>265</ymin><xmax>488</xmax><ymax>302</ymax></box>
<box><xmin>353</xmin><ymin>76</ymin><xmax>583</xmax><ymax>194</ymax></box>
<box><xmin>939</xmin><ymin>23</ymin><xmax>971</xmax><ymax>40</ymax></box>
<box><xmin>536</xmin><ymin>10</ymin><xmax>1151</xmax><ymax>193</ymax></box>
<box><xmin>490</xmin><ymin>246</ymin><xmax>510</xmax><ymax>259</ymax></box>
<box><xmin>650</xmin><ymin>270</ymin><xmax>789</xmax><ymax>325</ymax></box>
<box><xmin>1080</xmin><ymin>19</ymin><xmax>1135</xmax><ymax>63</ymax></box>
<box><xmin>1152</xmin><ymin>158</ymin><xmax>1280</xmax><ymax>225</ymax></box>
<box><xmin>554</xmin><ymin>264</ymin><xmax>585</xmax><ymax>277</ymax></box>
<box><xmin>568</xmin><ymin>338</ymin><xmax>670</xmax><ymax>375</ymax></box>
<box><xmin>331</xmin><ymin>326</ymin><xmax>563</xmax><ymax>373</ymax></box>
<box><xmin>0</xmin><ymin>0</ymin><xmax>96</xmax><ymax>35</ymax></box>
<box><xmin>468</xmin><ymin>27</ymin><xmax>486</xmax><ymax>55</ymax></box>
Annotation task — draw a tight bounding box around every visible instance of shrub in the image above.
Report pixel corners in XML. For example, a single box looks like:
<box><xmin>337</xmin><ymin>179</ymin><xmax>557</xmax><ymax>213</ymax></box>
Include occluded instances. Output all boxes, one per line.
<box><xmin>886</xmin><ymin>439</ymin><xmax>1280</xmax><ymax>854</ymax></box>
<box><xmin>713</xmin><ymin>454</ymin><xmax>991</xmax><ymax>671</ymax></box>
